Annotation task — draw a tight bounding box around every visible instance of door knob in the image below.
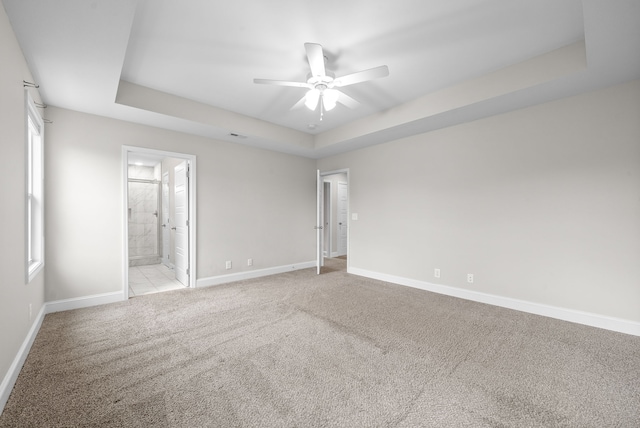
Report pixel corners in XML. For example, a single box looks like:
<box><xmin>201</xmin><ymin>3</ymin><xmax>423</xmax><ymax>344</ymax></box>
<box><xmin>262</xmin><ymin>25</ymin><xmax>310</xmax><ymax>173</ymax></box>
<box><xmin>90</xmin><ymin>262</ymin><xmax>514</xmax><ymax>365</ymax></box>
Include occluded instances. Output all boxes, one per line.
<box><xmin>171</xmin><ymin>227</ymin><xmax>177</xmax><ymax>230</ymax></box>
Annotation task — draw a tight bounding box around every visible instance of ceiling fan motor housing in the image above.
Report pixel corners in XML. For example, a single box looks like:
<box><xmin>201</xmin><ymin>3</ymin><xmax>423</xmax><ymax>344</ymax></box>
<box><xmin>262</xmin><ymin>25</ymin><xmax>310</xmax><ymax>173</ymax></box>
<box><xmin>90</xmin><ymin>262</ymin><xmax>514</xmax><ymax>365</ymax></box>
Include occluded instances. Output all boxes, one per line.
<box><xmin>307</xmin><ymin>72</ymin><xmax>335</xmax><ymax>91</ymax></box>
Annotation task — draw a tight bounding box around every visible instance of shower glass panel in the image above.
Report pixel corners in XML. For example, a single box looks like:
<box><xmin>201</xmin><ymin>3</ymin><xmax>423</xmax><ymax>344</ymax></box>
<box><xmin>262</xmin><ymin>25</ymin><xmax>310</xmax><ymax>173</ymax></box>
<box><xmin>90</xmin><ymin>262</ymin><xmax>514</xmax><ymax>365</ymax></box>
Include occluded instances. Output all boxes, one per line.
<box><xmin>128</xmin><ymin>179</ymin><xmax>161</xmax><ymax>266</ymax></box>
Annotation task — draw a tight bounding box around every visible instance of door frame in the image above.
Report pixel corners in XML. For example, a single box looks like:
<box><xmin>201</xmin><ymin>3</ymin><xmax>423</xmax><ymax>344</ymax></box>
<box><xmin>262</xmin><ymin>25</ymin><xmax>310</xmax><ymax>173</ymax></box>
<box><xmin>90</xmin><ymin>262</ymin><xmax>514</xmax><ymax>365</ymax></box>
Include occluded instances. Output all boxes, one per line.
<box><xmin>122</xmin><ymin>146</ymin><xmax>197</xmax><ymax>298</ymax></box>
<box><xmin>317</xmin><ymin>168</ymin><xmax>349</xmax><ymax>274</ymax></box>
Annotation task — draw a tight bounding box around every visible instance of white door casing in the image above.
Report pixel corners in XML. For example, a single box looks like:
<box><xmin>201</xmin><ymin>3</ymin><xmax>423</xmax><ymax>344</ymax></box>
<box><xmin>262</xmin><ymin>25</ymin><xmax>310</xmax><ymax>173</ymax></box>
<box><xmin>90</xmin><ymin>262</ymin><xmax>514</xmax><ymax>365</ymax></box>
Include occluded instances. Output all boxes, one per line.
<box><xmin>174</xmin><ymin>161</ymin><xmax>189</xmax><ymax>286</ymax></box>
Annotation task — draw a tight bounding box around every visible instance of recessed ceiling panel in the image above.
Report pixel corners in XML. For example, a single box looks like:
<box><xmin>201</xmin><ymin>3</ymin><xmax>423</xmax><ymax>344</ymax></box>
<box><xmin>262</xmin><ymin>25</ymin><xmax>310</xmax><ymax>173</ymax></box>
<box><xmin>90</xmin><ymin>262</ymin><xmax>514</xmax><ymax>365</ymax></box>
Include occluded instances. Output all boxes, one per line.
<box><xmin>120</xmin><ymin>0</ymin><xmax>584</xmax><ymax>133</ymax></box>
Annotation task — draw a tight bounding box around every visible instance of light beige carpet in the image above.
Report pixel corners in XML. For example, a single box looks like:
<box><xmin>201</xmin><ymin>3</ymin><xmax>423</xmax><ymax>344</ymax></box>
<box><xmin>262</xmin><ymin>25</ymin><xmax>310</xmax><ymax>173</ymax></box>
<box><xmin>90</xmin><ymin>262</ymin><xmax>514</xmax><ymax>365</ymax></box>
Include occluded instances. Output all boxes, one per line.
<box><xmin>1</xmin><ymin>258</ymin><xmax>639</xmax><ymax>427</ymax></box>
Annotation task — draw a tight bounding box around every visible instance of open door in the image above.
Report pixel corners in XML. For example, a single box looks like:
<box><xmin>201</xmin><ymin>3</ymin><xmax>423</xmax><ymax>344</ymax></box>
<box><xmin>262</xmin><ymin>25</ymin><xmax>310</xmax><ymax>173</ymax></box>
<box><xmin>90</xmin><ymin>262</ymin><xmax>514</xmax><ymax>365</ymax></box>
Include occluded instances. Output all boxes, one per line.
<box><xmin>161</xmin><ymin>171</ymin><xmax>170</xmax><ymax>268</ymax></box>
<box><xmin>174</xmin><ymin>161</ymin><xmax>189</xmax><ymax>286</ymax></box>
<box><xmin>316</xmin><ymin>169</ymin><xmax>323</xmax><ymax>274</ymax></box>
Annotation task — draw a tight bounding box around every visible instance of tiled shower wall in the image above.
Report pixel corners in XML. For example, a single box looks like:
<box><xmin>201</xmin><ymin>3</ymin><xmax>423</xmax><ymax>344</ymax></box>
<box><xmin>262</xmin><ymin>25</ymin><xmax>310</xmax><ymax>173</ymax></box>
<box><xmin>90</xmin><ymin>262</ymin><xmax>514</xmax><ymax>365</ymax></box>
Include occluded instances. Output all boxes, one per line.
<box><xmin>128</xmin><ymin>165</ymin><xmax>161</xmax><ymax>266</ymax></box>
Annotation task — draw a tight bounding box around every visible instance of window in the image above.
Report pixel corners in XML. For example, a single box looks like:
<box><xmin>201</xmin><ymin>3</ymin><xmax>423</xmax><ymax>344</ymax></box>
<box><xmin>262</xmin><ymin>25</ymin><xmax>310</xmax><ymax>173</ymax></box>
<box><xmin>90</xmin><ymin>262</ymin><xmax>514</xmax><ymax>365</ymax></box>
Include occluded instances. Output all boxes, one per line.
<box><xmin>26</xmin><ymin>91</ymin><xmax>44</xmax><ymax>282</ymax></box>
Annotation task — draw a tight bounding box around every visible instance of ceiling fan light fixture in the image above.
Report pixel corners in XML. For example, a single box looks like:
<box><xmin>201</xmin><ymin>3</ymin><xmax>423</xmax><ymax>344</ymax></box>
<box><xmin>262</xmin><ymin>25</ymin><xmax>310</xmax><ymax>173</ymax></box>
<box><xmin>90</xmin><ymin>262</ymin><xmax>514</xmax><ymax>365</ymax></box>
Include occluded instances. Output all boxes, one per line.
<box><xmin>322</xmin><ymin>89</ymin><xmax>339</xmax><ymax>111</ymax></box>
<box><xmin>255</xmin><ymin>43</ymin><xmax>388</xmax><ymax>115</ymax></box>
<box><xmin>305</xmin><ymin>88</ymin><xmax>320</xmax><ymax>110</ymax></box>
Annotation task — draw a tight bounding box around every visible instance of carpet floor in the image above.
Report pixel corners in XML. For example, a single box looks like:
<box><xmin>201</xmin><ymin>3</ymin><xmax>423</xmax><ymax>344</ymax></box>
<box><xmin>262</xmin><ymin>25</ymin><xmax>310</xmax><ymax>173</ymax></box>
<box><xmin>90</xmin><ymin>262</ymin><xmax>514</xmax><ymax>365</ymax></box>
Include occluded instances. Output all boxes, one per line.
<box><xmin>1</xmin><ymin>258</ymin><xmax>639</xmax><ymax>427</ymax></box>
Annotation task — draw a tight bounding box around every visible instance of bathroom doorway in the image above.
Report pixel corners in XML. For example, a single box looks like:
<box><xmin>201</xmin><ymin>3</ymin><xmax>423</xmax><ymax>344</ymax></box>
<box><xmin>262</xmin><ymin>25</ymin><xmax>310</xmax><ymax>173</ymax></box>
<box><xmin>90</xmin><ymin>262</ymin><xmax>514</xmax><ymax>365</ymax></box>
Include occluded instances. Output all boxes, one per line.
<box><xmin>123</xmin><ymin>146</ymin><xmax>197</xmax><ymax>297</ymax></box>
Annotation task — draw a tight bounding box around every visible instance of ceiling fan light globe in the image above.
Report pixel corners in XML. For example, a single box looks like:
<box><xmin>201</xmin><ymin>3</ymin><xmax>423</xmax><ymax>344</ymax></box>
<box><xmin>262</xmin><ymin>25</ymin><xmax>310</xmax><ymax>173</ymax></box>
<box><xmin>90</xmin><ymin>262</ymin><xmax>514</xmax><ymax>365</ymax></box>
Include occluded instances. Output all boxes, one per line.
<box><xmin>305</xmin><ymin>89</ymin><xmax>320</xmax><ymax>110</ymax></box>
<box><xmin>322</xmin><ymin>89</ymin><xmax>339</xmax><ymax>111</ymax></box>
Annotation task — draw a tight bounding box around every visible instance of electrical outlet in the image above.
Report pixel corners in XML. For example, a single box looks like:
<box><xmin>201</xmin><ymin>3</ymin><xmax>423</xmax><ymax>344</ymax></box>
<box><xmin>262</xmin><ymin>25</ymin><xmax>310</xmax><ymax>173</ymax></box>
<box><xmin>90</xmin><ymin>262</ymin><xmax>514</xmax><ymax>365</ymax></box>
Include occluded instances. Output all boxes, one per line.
<box><xmin>434</xmin><ymin>268</ymin><xmax>441</xmax><ymax>278</ymax></box>
<box><xmin>225</xmin><ymin>261</ymin><xmax>232</xmax><ymax>270</ymax></box>
<box><xmin>247</xmin><ymin>258</ymin><xmax>253</xmax><ymax>266</ymax></box>
<box><xmin>467</xmin><ymin>274</ymin><xmax>474</xmax><ymax>283</ymax></box>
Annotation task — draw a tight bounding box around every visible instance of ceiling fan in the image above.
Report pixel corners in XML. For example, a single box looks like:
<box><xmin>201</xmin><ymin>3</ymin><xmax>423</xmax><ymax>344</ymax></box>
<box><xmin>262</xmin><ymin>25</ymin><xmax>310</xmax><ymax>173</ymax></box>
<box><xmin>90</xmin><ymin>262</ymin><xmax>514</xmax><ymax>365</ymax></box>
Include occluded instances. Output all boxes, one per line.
<box><xmin>254</xmin><ymin>43</ymin><xmax>389</xmax><ymax>116</ymax></box>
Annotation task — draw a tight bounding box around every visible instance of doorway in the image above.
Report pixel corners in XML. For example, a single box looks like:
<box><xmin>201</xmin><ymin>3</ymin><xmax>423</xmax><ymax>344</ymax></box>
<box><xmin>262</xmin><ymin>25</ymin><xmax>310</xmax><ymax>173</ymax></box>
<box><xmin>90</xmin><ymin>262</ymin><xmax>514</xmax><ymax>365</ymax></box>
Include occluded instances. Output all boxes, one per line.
<box><xmin>317</xmin><ymin>169</ymin><xmax>349</xmax><ymax>274</ymax></box>
<box><xmin>123</xmin><ymin>146</ymin><xmax>196</xmax><ymax>298</ymax></box>
<box><xmin>323</xmin><ymin>181</ymin><xmax>331</xmax><ymax>258</ymax></box>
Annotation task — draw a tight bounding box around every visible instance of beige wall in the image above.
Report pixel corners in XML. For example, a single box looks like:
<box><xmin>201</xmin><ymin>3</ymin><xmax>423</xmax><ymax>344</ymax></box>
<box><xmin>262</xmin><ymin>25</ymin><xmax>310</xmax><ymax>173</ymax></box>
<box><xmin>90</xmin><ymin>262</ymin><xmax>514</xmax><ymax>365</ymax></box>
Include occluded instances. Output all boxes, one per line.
<box><xmin>0</xmin><ymin>5</ymin><xmax>46</xmax><ymax>396</ymax></box>
<box><xmin>44</xmin><ymin>106</ymin><xmax>316</xmax><ymax>301</ymax></box>
<box><xmin>318</xmin><ymin>79</ymin><xmax>640</xmax><ymax>323</ymax></box>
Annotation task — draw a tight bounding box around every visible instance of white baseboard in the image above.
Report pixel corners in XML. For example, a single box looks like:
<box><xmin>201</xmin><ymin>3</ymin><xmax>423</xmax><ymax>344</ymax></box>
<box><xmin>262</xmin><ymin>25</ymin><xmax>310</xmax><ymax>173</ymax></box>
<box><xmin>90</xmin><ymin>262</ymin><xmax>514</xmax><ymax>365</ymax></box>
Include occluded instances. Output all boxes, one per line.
<box><xmin>0</xmin><ymin>305</ymin><xmax>46</xmax><ymax>414</ymax></box>
<box><xmin>348</xmin><ymin>267</ymin><xmax>640</xmax><ymax>337</ymax></box>
<box><xmin>197</xmin><ymin>261</ymin><xmax>316</xmax><ymax>288</ymax></box>
<box><xmin>0</xmin><ymin>291</ymin><xmax>126</xmax><ymax>414</ymax></box>
<box><xmin>45</xmin><ymin>291</ymin><xmax>125</xmax><ymax>314</ymax></box>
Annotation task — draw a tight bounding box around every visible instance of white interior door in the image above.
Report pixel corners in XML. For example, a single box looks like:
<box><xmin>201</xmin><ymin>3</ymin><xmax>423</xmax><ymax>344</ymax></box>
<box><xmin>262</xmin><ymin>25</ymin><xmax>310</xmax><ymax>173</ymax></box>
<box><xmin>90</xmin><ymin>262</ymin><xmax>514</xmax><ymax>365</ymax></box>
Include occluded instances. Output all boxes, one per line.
<box><xmin>316</xmin><ymin>169</ymin><xmax>323</xmax><ymax>274</ymax></box>
<box><xmin>161</xmin><ymin>170</ymin><xmax>170</xmax><ymax>268</ymax></box>
<box><xmin>337</xmin><ymin>181</ymin><xmax>348</xmax><ymax>256</ymax></box>
<box><xmin>174</xmin><ymin>161</ymin><xmax>189</xmax><ymax>286</ymax></box>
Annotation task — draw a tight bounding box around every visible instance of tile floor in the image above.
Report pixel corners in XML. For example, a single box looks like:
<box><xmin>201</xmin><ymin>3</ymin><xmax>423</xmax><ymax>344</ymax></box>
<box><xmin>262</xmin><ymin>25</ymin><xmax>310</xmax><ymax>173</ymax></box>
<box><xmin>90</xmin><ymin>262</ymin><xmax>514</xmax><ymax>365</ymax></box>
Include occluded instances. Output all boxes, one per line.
<box><xmin>128</xmin><ymin>263</ymin><xmax>186</xmax><ymax>296</ymax></box>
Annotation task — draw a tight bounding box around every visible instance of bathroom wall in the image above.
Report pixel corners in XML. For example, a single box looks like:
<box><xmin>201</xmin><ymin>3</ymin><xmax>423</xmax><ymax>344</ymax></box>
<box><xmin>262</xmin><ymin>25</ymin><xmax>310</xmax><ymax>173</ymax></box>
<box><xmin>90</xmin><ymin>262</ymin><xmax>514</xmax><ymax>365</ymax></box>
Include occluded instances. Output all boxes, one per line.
<box><xmin>128</xmin><ymin>165</ymin><xmax>160</xmax><ymax>266</ymax></box>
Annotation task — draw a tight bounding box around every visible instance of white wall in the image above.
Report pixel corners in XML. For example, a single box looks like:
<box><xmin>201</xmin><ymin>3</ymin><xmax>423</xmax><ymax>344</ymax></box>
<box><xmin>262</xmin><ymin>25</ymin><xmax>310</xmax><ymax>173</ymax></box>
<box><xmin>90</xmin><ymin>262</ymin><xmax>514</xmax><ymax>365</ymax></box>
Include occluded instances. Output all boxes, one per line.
<box><xmin>44</xmin><ymin>106</ymin><xmax>316</xmax><ymax>301</ymax></box>
<box><xmin>0</xmin><ymin>3</ymin><xmax>46</xmax><ymax>402</ymax></box>
<box><xmin>318</xmin><ymin>80</ymin><xmax>640</xmax><ymax>323</ymax></box>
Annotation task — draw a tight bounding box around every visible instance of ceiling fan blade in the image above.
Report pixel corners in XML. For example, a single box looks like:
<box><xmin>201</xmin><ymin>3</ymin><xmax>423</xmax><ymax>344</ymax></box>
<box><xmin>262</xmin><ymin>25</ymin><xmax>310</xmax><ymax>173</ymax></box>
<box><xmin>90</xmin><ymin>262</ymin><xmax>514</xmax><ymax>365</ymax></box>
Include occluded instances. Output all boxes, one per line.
<box><xmin>305</xmin><ymin>43</ymin><xmax>326</xmax><ymax>77</ymax></box>
<box><xmin>253</xmin><ymin>78</ymin><xmax>311</xmax><ymax>88</ymax></box>
<box><xmin>332</xmin><ymin>65</ymin><xmax>389</xmax><ymax>87</ymax></box>
<box><xmin>337</xmin><ymin>91</ymin><xmax>360</xmax><ymax>109</ymax></box>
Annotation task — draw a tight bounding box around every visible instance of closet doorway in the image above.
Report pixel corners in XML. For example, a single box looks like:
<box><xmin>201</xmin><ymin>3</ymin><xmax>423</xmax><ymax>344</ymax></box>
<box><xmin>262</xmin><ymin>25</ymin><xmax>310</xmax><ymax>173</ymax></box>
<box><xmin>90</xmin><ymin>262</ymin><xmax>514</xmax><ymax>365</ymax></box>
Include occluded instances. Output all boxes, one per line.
<box><xmin>317</xmin><ymin>169</ymin><xmax>349</xmax><ymax>274</ymax></box>
<box><xmin>123</xmin><ymin>146</ymin><xmax>196</xmax><ymax>298</ymax></box>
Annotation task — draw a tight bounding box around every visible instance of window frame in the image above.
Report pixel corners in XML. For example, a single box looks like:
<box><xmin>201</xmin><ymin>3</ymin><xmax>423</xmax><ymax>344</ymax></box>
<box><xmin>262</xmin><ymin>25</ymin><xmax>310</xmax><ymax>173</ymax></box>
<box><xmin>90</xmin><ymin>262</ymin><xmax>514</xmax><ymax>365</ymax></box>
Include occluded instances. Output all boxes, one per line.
<box><xmin>26</xmin><ymin>90</ymin><xmax>44</xmax><ymax>283</ymax></box>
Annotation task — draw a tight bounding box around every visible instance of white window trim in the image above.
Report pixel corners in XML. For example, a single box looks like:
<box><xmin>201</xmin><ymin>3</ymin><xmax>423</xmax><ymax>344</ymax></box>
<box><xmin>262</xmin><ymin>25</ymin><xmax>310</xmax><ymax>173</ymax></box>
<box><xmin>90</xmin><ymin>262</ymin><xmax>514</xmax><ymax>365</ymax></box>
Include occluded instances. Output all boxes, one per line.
<box><xmin>26</xmin><ymin>90</ymin><xmax>44</xmax><ymax>283</ymax></box>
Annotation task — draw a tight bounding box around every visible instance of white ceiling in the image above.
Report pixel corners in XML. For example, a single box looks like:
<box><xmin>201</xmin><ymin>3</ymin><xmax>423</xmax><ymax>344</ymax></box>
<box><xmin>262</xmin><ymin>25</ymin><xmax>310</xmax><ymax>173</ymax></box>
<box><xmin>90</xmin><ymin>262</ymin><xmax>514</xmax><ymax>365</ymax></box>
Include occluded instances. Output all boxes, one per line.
<box><xmin>3</xmin><ymin>0</ymin><xmax>640</xmax><ymax>158</ymax></box>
